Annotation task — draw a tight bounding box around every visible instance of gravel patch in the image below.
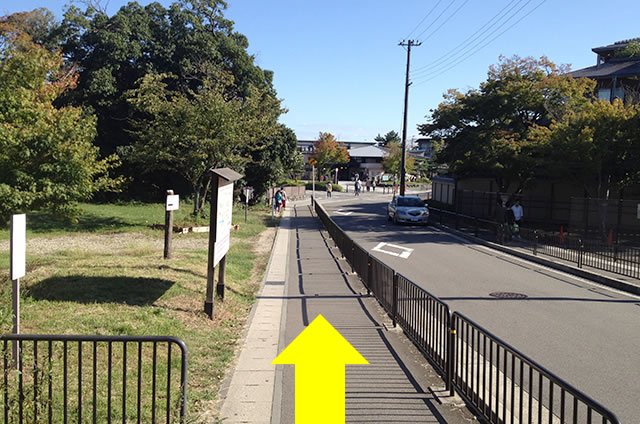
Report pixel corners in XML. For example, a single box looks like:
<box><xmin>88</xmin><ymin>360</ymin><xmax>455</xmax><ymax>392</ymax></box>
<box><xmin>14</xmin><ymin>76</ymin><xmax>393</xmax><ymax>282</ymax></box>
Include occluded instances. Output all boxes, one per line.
<box><xmin>0</xmin><ymin>232</ymin><xmax>212</xmax><ymax>256</ymax></box>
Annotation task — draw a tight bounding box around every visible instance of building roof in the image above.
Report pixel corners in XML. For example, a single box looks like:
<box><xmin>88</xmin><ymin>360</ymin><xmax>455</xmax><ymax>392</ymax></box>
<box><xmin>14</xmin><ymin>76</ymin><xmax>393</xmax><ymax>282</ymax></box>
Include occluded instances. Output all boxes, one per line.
<box><xmin>348</xmin><ymin>145</ymin><xmax>388</xmax><ymax>158</ymax></box>
<box><xmin>592</xmin><ymin>37</ymin><xmax>640</xmax><ymax>55</ymax></box>
<box><xmin>570</xmin><ymin>59</ymin><xmax>640</xmax><ymax>79</ymax></box>
<box><xmin>297</xmin><ymin>139</ymin><xmax>376</xmax><ymax>146</ymax></box>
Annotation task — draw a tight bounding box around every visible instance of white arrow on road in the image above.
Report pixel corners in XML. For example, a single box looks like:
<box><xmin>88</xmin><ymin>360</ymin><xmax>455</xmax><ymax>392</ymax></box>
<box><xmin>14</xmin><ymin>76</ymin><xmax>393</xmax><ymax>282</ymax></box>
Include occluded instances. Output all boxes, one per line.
<box><xmin>335</xmin><ymin>209</ymin><xmax>353</xmax><ymax>215</ymax></box>
<box><xmin>372</xmin><ymin>242</ymin><xmax>413</xmax><ymax>259</ymax></box>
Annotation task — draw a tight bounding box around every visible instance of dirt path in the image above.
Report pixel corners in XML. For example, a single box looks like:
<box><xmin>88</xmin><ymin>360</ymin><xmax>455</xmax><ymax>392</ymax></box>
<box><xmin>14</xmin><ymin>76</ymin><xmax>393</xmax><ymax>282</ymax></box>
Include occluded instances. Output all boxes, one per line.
<box><xmin>0</xmin><ymin>232</ymin><xmax>225</xmax><ymax>256</ymax></box>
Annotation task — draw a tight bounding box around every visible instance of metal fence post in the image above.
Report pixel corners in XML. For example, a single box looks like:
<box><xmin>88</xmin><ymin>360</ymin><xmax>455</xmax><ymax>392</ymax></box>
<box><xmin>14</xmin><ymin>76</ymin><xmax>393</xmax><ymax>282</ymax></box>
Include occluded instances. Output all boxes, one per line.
<box><xmin>392</xmin><ymin>273</ymin><xmax>398</xmax><ymax>328</ymax></box>
<box><xmin>533</xmin><ymin>230</ymin><xmax>538</xmax><ymax>255</ymax></box>
<box><xmin>578</xmin><ymin>239</ymin><xmax>584</xmax><ymax>268</ymax></box>
<box><xmin>475</xmin><ymin>217</ymin><xmax>479</xmax><ymax>237</ymax></box>
<box><xmin>447</xmin><ymin>316</ymin><xmax>455</xmax><ymax>396</ymax></box>
<box><xmin>367</xmin><ymin>255</ymin><xmax>372</xmax><ymax>295</ymax></box>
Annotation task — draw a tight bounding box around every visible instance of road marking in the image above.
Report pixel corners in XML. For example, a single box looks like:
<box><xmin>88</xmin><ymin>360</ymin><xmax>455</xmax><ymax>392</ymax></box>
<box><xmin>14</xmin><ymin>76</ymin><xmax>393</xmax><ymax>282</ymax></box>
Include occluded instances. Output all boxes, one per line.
<box><xmin>335</xmin><ymin>209</ymin><xmax>353</xmax><ymax>215</ymax></box>
<box><xmin>372</xmin><ymin>242</ymin><xmax>414</xmax><ymax>259</ymax></box>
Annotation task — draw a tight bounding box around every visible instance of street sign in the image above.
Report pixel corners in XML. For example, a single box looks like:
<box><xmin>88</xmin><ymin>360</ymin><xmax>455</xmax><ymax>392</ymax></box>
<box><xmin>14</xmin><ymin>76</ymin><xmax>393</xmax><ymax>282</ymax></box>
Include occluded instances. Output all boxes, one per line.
<box><xmin>166</xmin><ymin>194</ymin><xmax>179</xmax><ymax>211</ymax></box>
<box><xmin>10</xmin><ymin>214</ymin><xmax>26</xmax><ymax>280</ymax></box>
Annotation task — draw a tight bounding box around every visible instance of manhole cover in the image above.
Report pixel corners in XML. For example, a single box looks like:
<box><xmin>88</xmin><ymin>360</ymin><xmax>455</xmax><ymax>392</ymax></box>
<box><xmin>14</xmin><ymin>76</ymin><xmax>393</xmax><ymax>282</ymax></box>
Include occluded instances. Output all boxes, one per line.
<box><xmin>489</xmin><ymin>292</ymin><xmax>528</xmax><ymax>299</ymax></box>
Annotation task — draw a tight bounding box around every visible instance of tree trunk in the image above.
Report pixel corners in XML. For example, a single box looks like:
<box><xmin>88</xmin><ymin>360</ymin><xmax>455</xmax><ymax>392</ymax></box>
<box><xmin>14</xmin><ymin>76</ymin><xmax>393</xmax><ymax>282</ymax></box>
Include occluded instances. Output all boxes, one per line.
<box><xmin>199</xmin><ymin>175</ymin><xmax>213</xmax><ymax>213</ymax></box>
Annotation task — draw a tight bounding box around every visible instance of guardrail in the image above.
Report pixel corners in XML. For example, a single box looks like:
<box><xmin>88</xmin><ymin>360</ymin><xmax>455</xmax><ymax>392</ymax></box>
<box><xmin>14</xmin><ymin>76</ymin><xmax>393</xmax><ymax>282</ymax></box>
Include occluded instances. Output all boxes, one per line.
<box><xmin>452</xmin><ymin>313</ymin><xmax>620</xmax><ymax>424</ymax></box>
<box><xmin>430</xmin><ymin>207</ymin><xmax>640</xmax><ymax>280</ymax></box>
<box><xmin>313</xmin><ymin>200</ymin><xmax>620</xmax><ymax>424</ymax></box>
<box><xmin>1</xmin><ymin>334</ymin><xmax>187</xmax><ymax>424</ymax></box>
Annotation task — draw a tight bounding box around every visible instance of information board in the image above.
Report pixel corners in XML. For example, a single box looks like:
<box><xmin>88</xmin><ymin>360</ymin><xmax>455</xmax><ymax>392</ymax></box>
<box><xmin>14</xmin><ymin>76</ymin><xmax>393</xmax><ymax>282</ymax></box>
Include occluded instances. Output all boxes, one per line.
<box><xmin>214</xmin><ymin>183</ymin><xmax>234</xmax><ymax>266</ymax></box>
<box><xmin>11</xmin><ymin>214</ymin><xmax>26</xmax><ymax>280</ymax></box>
<box><xmin>216</xmin><ymin>184</ymin><xmax>233</xmax><ymax>242</ymax></box>
<box><xmin>166</xmin><ymin>194</ymin><xmax>180</xmax><ymax>211</ymax></box>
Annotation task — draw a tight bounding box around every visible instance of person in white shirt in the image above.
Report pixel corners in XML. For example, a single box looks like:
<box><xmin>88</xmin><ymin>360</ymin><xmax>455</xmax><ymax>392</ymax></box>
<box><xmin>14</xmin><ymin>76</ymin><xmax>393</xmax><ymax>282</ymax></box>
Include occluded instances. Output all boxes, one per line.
<box><xmin>511</xmin><ymin>200</ymin><xmax>523</xmax><ymax>225</ymax></box>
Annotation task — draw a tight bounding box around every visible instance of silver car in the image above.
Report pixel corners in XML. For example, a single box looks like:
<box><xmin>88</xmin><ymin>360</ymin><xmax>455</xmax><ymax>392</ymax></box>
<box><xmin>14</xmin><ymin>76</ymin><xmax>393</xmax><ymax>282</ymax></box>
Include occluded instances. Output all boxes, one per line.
<box><xmin>388</xmin><ymin>195</ymin><xmax>429</xmax><ymax>225</ymax></box>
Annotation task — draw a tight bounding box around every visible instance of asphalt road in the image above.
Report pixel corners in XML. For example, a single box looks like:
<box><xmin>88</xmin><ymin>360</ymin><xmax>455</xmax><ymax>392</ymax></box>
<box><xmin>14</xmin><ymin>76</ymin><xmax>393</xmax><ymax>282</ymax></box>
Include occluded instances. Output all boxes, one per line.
<box><xmin>318</xmin><ymin>192</ymin><xmax>640</xmax><ymax>424</ymax></box>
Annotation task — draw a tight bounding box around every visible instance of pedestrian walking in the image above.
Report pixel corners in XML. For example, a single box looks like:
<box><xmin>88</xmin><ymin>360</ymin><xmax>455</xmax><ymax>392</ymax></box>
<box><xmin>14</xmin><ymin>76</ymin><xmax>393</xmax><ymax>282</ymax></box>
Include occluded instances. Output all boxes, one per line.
<box><xmin>372</xmin><ymin>179</ymin><xmax>376</xmax><ymax>192</ymax></box>
<box><xmin>511</xmin><ymin>199</ymin><xmax>523</xmax><ymax>237</ymax></box>
<box><xmin>355</xmin><ymin>180</ymin><xmax>361</xmax><ymax>196</ymax></box>
<box><xmin>326</xmin><ymin>182</ymin><xmax>332</xmax><ymax>198</ymax></box>
<box><xmin>274</xmin><ymin>189</ymin><xmax>283</xmax><ymax>212</ymax></box>
<box><xmin>280</xmin><ymin>187</ymin><xmax>287</xmax><ymax>210</ymax></box>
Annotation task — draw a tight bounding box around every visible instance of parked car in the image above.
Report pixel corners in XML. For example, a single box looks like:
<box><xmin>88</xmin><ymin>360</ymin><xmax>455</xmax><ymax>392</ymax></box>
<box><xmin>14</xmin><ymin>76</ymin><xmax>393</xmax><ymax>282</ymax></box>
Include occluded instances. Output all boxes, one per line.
<box><xmin>388</xmin><ymin>195</ymin><xmax>429</xmax><ymax>225</ymax></box>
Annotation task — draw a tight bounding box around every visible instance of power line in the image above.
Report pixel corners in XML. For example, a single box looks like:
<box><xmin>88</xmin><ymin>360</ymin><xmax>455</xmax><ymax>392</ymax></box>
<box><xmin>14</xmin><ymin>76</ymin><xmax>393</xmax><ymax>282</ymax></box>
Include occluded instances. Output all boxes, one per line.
<box><xmin>418</xmin><ymin>0</ymin><xmax>470</xmax><ymax>44</ymax></box>
<box><xmin>413</xmin><ymin>0</ymin><xmax>457</xmax><ymax>41</ymax></box>
<box><xmin>403</xmin><ymin>0</ymin><xmax>444</xmax><ymax>41</ymax></box>
<box><xmin>411</xmin><ymin>0</ymin><xmax>522</xmax><ymax>75</ymax></box>
<box><xmin>412</xmin><ymin>0</ymin><xmax>547</xmax><ymax>87</ymax></box>
<box><xmin>412</xmin><ymin>0</ymin><xmax>532</xmax><ymax>78</ymax></box>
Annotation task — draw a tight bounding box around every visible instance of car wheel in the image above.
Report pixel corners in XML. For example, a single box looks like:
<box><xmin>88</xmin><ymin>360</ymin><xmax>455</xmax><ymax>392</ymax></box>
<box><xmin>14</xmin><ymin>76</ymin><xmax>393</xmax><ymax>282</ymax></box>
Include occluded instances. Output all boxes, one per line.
<box><xmin>393</xmin><ymin>214</ymin><xmax>398</xmax><ymax>225</ymax></box>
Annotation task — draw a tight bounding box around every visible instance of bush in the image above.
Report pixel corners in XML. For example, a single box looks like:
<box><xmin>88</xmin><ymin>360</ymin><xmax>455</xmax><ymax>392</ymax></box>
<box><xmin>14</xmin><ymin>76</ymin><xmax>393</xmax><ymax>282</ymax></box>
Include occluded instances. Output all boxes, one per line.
<box><xmin>305</xmin><ymin>182</ymin><xmax>343</xmax><ymax>192</ymax></box>
<box><xmin>277</xmin><ymin>178</ymin><xmax>306</xmax><ymax>187</ymax></box>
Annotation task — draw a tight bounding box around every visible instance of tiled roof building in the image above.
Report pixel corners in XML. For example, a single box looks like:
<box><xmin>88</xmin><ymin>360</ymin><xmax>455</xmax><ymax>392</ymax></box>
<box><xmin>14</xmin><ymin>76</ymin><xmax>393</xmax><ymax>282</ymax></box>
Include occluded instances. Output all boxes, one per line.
<box><xmin>570</xmin><ymin>38</ymin><xmax>640</xmax><ymax>103</ymax></box>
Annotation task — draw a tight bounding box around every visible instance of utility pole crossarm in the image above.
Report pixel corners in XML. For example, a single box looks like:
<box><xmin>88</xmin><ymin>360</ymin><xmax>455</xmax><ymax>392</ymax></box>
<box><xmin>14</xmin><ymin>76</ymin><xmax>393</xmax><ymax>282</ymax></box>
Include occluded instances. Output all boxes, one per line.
<box><xmin>399</xmin><ymin>40</ymin><xmax>421</xmax><ymax>197</ymax></box>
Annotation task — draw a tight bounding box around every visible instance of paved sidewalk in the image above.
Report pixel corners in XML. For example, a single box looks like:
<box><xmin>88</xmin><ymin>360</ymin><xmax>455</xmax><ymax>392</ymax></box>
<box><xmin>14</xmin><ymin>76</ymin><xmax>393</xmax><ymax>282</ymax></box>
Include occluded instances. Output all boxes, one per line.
<box><xmin>218</xmin><ymin>202</ymin><xmax>474</xmax><ymax>424</ymax></box>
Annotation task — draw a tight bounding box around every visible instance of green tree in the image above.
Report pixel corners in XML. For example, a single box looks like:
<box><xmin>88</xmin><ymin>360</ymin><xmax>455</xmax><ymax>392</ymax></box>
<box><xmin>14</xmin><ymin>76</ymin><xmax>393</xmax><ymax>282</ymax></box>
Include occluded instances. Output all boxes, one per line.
<box><xmin>0</xmin><ymin>28</ymin><xmax>120</xmax><ymax>223</ymax></box>
<box><xmin>531</xmin><ymin>99</ymin><xmax>640</xmax><ymax>198</ymax></box>
<box><xmin>245</xmin><ymin>124</ymin><xmax>301</xmax><ymax>200</ymax></box>
<box><xmin>374</xmin><ymin>130</ymin><xmax>400</xmax><ymax>147</ymax></box>
<box><xmin>310</xmin><ymin>132</ymin><xmax>349</xmax><ymax>175</ymax></box>
<box><xmin>126</xmin><ymin>72</ymin><xmax>281</xmax><ymax>215</ymax></box>
<box><xmin>615</xmin><ymin>41</ymin><xmax>640</xmax><ymax>58</ymax></box>
<box><xmin>57</xmin><ymin>0</ymin><xmax>276</xmax><ymax>157</ymax></box>
<box><xmin>1</xmin><ymin>8</ymin><xmax>61</xmax><ymax>50</ymax></box>
<box><xmin>419</xmin><ymin>56</ymin><xmax>593</xmax><ymax>193</ymax></box>
<box><xmin>382</xmin><ymin>141</ymin><xmax>414</xmax><ymax>178</ymax></box>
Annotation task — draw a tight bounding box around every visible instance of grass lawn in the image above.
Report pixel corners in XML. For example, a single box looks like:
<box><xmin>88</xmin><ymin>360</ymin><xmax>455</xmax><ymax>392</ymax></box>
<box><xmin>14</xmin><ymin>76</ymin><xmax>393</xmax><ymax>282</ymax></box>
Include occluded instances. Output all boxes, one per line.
<box><xmin>0</xmin><ymin>201</ymin><xmax>279</xmax><ymax>423</ymax></box>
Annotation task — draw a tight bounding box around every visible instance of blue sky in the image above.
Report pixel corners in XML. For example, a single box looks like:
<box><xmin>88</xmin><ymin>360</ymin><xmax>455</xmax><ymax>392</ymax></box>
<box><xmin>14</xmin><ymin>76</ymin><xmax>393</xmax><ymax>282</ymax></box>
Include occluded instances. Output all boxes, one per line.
<box><xmin>3</xmin><ymin>0</ymin><xmax>640</xmax><ymax>142</ymax></box>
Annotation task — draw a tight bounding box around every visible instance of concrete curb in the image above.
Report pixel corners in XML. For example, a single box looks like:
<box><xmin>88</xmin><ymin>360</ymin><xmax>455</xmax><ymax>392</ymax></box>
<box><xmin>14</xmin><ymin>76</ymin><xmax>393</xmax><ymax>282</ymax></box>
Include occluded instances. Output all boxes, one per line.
<box><xmin>433</xmin><ymin>223</ymin><xmax>640</xmax><ymax>296</ymax></box>
<box><xmin>216</xmin><ymin>210</ymin><xmax>288</xmax><ymax>422</ymax></box>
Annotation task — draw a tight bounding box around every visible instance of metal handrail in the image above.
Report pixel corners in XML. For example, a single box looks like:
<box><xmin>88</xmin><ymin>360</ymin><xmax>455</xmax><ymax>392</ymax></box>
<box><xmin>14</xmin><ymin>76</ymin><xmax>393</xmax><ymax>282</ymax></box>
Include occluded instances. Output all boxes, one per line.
<box><xmin>1</xmin><ymin>334</ymin><xmax>188</xmax><ymax>423</ymax></box>
<box><xmin>451</xmin><ymin>312</ymin><xmax>620</xmax><ymax>424</ymax></box>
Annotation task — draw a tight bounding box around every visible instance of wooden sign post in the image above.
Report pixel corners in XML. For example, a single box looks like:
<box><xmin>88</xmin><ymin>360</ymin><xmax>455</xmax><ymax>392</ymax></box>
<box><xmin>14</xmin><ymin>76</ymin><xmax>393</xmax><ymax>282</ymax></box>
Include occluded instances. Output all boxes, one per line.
<box><xmin>204</xmin><ymin>168</ymin><xmax>242</xmax><ymax>319</ymax></box>
<box><xmin>10</xmin><ymin>214</ymin><xmax>26</xmax><ymax>364</ymax></box>
<box><xmin>164</xmin><ymin>190</ymin><xmax>179</xmax><ymax>259</ymax></box>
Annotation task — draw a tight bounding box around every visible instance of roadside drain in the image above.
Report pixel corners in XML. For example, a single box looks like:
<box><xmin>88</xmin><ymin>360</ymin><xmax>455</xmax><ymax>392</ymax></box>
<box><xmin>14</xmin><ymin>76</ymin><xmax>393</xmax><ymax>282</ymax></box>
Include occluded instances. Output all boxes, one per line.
<box><xmin>489</xmin><ymin>292</ymin><xmax>528</xmax><ymax>299</ymax></box>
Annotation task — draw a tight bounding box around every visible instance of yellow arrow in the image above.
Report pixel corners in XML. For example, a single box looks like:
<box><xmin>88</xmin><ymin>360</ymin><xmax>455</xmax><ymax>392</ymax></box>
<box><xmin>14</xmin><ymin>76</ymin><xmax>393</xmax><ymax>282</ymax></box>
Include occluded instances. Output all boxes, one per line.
<box><xmin>272</xmin><ymin>314</ymin><xmax>369</xmax><ymax>423</ymax></box>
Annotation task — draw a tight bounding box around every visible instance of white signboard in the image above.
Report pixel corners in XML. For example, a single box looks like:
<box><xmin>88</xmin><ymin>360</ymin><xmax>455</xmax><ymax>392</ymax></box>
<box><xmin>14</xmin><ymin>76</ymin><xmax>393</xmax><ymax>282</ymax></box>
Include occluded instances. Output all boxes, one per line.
<box><xmin>214</xmin><ymin>233</ymin><xmax>230</xmax><ymax>267</ymax></box>
<box><xmin>216</xmin><ymin>184</ymin><xmax>234</xmax><ymax>242</ymax></box>
<box><xmin>213</xmin><ymin>183</ymin><xmax>234</xmax><ymax>266</ymax></box>
<box><xmin>166</xmin><ymin>194</ymin><xmax>180</xmax><ymax>211</ymax></box>
<box><xmin>10</xmin><ymin>214</ymin><xmax>26</xmax><ymax>280</ymax></box>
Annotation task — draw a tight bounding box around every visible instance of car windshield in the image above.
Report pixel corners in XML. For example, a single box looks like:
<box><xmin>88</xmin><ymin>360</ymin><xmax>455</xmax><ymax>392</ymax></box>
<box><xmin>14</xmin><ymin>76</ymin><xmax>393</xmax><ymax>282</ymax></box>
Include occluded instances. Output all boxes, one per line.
<box><xmin>397</xmin><ymin>197</ymin><xmax>425</xmax><ymax>207</ymax></box>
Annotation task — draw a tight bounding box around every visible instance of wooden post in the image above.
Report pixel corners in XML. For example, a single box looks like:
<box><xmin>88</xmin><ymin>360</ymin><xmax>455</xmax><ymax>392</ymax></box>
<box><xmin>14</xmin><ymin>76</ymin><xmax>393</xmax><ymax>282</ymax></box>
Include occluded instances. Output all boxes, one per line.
<box><xmin>164</xmin><ymin>190</ymin><xmax>174</xmax><ymax>259</ymax></box>
<box><xmin>217</xmin><ymin>256</ymin><xmax>226</xmax><ymax>300</ymax></box>
<box><xmin>312</xmin><ymin>165</ymin><xmax>316</xmax><ymax>207</ymax></box>
<box><xmin>10</xmin><ymin>214</ymin><xmax>25</xmax><ymax>367</ymax></box>
<box><xmin>12</xmin><ymin>278</ymin><xmax>19</xmax><ymax>366</ymax></box>
<box><xmin>205</xmin><ymin>177</ymin><xmax>220</xmax><ymax>319</ymax></box>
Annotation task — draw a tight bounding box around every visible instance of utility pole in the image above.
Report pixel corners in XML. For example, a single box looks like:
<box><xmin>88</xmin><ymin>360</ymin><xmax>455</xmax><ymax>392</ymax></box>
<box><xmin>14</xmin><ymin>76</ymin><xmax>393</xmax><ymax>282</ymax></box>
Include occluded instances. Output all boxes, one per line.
<box><xmin>399</xmin><ymin>40</ymin><xmax>421</xmax><ymax>196</ymax></box>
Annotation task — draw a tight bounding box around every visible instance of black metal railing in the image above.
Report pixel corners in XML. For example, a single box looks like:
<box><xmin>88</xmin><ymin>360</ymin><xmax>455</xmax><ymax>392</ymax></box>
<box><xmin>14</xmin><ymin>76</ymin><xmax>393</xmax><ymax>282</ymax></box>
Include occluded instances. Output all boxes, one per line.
<box><xmin>313</xmin><ymin>200</ymin><xmax>620</xmax><ymax>424</ymax></box>
<box><xmin>0</xmin><ymin>334</ymin><xmax>187</xmax><ymax>424</ymax></box>
<box><xmin>395</xmin><ymin>273</ymin><xmax>450</xmax><ymax>379</ymax></box>
<box><xmin>452</xmin><ymin>313</ymin><xmax>620</xmax><ymax>424</ymax></box>
<box><xmin>430</xmin><ymin>207</ymin><xmax>640</xmax><ymax>280</ymax></box>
